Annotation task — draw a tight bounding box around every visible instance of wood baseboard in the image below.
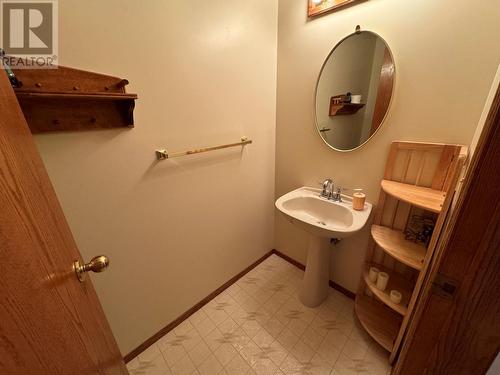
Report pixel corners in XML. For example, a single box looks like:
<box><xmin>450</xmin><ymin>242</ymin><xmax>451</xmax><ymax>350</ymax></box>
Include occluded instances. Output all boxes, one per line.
<box><xmin>124</xmin><ymin>248</ymin><xmax>355</xmax><ymax>362</ymax></box>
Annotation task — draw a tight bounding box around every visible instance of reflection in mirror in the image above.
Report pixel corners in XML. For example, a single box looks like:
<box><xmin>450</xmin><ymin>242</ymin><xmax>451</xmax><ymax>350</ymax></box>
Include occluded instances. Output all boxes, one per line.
<box><xmin>315</xmin><ymin>31</ymin><xmax>395</xmax><ymax>152</ymax></box>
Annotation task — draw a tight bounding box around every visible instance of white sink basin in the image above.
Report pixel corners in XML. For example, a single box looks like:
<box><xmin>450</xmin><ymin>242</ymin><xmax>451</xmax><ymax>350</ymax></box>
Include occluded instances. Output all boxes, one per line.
<box><xmin>275</xmin><ymin>187</ymin><xmax>372</xmax><ymax>307</ymax></box>
<box><xmin>275</xmin><ymin>187</ymin><xmax>372</xmax><ymax>238</ymax></box>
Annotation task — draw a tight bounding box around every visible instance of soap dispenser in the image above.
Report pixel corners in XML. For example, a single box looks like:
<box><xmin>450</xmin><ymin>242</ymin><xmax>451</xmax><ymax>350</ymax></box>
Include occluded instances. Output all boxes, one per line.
<box><xmin>352</xmin><ymin>189</ymin><xmax>366</xmax><ymax>211</ymax></box>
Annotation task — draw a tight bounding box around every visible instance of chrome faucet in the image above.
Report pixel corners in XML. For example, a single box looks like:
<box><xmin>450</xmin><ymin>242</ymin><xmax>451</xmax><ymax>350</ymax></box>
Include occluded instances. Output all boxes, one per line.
<box><xmin>321</xmin><ymin>178</ymin><xmax>334</xmax><ymax>199</ymax></box>
<box><xmin>320</xmin><ymin>178</ymin><xmax>343</xmax><ymax>202</ymax></box>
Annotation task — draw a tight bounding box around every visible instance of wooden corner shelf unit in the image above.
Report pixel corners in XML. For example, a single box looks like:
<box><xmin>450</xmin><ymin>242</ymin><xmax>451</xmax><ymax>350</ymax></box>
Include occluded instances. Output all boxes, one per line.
<box><xmin>11</xmin><ymin>65</ymin><xmax>138</xmax><ymax>133</ymax></box>
<box><xmin>355</xmin><ymin>141</ymin><xmax>468</xmax><ymax>364</ymax></box>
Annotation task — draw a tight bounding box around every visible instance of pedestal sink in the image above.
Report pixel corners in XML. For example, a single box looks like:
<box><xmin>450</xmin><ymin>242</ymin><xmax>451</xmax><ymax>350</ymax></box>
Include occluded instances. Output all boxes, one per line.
<box><xmin>275</xmin><ymin>187</ymin><xmax>372</xmax><ymax>307</ymax></box>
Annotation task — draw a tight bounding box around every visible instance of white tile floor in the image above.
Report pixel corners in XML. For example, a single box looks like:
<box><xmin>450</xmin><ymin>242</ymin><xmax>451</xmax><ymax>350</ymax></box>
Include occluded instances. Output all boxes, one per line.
<box><xmin>127</xmin><ymin>255</ymin><xmax>391</xmax><ymax>375</ymax></box>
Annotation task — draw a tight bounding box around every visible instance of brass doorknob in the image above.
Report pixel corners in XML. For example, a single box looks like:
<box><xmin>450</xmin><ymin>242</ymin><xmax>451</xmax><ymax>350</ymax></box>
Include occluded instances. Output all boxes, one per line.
<box><xmin>73</xmin><ymin>255</ymin><xmax>109</xmax><ymax>282</ymax></box>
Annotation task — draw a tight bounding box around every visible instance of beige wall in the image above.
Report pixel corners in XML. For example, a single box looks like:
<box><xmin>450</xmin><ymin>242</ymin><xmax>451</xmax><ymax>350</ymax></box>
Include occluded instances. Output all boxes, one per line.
<box><xmin>275</xmin><ymin>0</ymin><xmax>500</xmax><ymax>292</ymax></box>
<box><xmin>34</xmin><ymin>0</ymin><xmax>278</xmax><ymax>354</ymax></box>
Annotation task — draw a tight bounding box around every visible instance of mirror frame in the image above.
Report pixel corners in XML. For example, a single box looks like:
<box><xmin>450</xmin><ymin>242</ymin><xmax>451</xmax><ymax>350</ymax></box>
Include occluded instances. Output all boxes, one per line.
<box><xmin>314</xmin><ymin>27</ymin><xmax>396</xmax><ymax>153</ymax></box>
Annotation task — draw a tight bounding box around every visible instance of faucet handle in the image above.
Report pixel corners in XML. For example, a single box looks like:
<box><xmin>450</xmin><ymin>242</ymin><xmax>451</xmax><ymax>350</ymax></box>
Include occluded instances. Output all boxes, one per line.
<box><xmin>334</xmin><ymin>186</ymin><xmax>343</xmax><ymax>202</ymax></box>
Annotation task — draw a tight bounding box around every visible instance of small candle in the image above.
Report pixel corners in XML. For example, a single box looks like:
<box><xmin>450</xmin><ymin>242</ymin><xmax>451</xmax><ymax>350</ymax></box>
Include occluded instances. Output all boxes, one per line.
<box><xmin>376</xmin><ymin>272</ymin><xmax>389</xmax><ymax>291</ymax></box>
<box><xmin>390</xmin><ymin>290</ymin><xmax>402</xmax><ymax>304</ymax></box>
<box><xmin>368</xmin><ymin>267</ymin><xmax>379</xmax><ymax>283</ymax></box>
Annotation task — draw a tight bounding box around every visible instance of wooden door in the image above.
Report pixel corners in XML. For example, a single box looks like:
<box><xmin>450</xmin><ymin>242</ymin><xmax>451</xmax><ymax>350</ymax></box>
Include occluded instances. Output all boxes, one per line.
<box><xmin>370</xmin><ymin>47</ymin><xmax>395</xmax><ymax>136</ymax></box>
<box><xmin>393</xmin><ymin>84</ymin><xmax>500</xmax><ymax>374</ymax></box>
<box><xmin>0</xmin><ymin>72</ymin><xmax>128</xmax><ymax>374</ymax></box>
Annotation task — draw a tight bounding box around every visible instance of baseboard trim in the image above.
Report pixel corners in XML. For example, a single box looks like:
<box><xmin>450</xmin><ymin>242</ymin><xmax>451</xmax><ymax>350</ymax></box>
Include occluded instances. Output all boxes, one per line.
<box><xmin>124</xmin><ymin>248</ymin><xmax>355</xmax><ymax>362</ymax></box>
<box><xmin>123</xmin><ymin>250</ymin><xmax>274</xmax><ymax>363</ymax></box>
<box><xmin>271</xmin><ymin>249</ymin><xmax>356</xmax><ymax>300</ymax></box>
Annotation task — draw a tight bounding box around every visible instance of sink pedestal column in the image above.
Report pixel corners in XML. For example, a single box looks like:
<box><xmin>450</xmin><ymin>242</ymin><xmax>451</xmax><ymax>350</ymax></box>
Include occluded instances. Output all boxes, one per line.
<box><xmin>299</xmin><ymin>235</ymin><xmax>331</xmax><ymax>307</ymax></box>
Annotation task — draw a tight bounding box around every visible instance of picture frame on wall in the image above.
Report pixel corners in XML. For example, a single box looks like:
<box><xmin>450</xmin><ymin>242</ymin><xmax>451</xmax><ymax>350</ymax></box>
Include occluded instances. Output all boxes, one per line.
<box><xmin>308</xmin><ymin>0</ymin><xmax>366</xmax><ymax>17</ymax></box>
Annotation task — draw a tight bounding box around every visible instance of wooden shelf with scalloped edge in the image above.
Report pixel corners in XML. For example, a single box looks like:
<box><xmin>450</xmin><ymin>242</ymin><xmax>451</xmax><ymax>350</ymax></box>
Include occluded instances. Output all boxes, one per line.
<box><xmin>371</xmin><ymin>225</ymin><xmax>426</xmax><ymax>271</ymax></box>
<box><xmin>329</xmin><ymin>102</ymin><xmax>365</xmax><ymax>116</ymax></box>
<box><xmin>381</xmin><ymin>180</ymin><xmax>446</xmax><ymax>213</ymax></box>
<box><xmin>355</xmin><ymin>295</ymin><xmax>402</xmax><ymax>352</ymax></box>
<box><xmin>11</xmin><ymin>64</ymin><xmax>137</xmax><ymax>133</ymax></box>
<box><xmin>363</xmin><ymin>263</ymin><xmax>414</xmax><ymax>316</ymax></box>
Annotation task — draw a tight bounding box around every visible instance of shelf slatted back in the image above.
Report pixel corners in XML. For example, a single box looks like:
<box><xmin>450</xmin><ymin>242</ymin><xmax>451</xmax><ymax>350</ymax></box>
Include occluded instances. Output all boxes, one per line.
<box><xmin>384</xmin><ymin>142</ymin><xmax>463</xmax><ymax>190</ymax></box>
<box><xmin>362</xmin><ymin>141</ymin><xmax>467</xmax><ymax>364</ymax></box>
<box><xmin>384</xmin><ymin>141</ymin><xmax>465</xmax><ymax>191</ymax></box>
<box><xmin>376</xmin><ymin>142</ymin><xmax>464</xmax><ymax>240</ymax></box>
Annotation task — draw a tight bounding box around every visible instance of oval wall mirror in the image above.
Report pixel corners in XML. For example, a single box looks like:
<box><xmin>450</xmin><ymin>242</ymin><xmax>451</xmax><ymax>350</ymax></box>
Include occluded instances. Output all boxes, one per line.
<box><xmin>315</xmin><ymin>28</ymin><xmax>395</xmax><ymax>152</ymax></box>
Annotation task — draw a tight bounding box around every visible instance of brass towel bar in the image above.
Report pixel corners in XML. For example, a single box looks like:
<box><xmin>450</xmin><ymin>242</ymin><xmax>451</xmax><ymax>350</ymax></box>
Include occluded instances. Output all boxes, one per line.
<box><xmin>156</xmin><ymin>137</ymin><xmax>252</xmax><ymax>160</ymax></box>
